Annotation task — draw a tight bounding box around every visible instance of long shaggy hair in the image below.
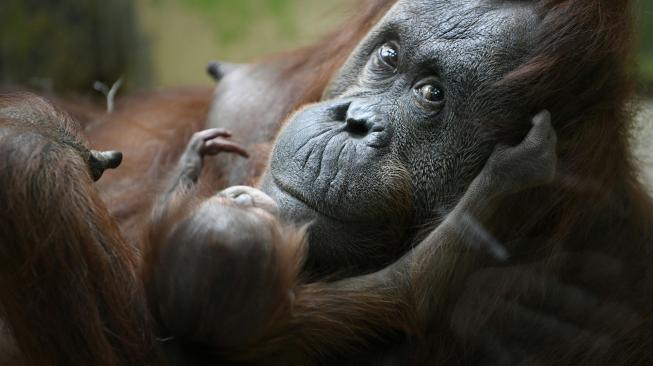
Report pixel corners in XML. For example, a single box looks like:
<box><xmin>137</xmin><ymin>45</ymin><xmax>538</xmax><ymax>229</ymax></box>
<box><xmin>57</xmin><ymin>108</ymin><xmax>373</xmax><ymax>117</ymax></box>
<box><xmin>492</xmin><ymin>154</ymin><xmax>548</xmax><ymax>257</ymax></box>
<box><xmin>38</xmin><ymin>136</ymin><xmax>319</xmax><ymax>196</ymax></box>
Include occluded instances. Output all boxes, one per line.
<box><xmin>0</xmin><ymin>94</ymin><xmax>161</xmax><ymax>366</ymax></box>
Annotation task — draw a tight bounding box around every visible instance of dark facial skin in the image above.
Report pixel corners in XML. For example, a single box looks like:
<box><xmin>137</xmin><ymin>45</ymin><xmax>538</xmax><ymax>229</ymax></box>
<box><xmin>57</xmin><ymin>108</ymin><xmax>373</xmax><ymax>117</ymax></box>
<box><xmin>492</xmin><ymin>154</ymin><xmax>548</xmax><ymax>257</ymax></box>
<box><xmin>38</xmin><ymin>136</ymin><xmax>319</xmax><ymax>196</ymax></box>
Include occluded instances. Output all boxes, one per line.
<box><xmin>149</xmin><ymin>115</ymin><xmax>557</xmax><ymax>361</ymax></box>
<box><xmin>259</xmin><ymin>0</ymin><xmax>540</xmax><ymax>276</ymax></box>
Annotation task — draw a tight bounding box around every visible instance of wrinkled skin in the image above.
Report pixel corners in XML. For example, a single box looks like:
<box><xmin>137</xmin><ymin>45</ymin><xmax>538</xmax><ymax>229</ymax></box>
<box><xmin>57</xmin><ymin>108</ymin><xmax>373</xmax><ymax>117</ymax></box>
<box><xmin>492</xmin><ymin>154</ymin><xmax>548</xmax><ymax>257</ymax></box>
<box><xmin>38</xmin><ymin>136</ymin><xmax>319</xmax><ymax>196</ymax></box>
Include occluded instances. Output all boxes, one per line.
<box><xmin>256</xmin><ymin>0</ymin><xmax>539</xmax><ymax>275</ymax></box>
<box><xmin>200</xmin><ymin>1</ymin><xmax>647</xmax><ymax>364</ymax></box>
<box><xmin>0</xmin><ymin>1</ymin><xmax>647</xmax><ymax>365</ymax></box>
<box><xmin>152</xmin><ymin>113</ymin><xmax>557</xmax><ymax>365</ymax></box>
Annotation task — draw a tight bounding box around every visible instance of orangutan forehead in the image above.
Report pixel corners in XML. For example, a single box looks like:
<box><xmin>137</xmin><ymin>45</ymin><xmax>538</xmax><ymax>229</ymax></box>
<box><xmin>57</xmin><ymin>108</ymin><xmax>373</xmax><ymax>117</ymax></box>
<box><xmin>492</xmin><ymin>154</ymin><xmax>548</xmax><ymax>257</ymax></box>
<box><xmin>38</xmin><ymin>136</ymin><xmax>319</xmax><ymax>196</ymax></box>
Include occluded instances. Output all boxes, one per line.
<box><xmin>382</xmin><ymin>0</ymin><xmax>537</xmax><ymax>42</ymax></box>
<box><xmin>358</xmin><ymin>0</ymin><xmax>537</xmax><ymax>84</ymax></box>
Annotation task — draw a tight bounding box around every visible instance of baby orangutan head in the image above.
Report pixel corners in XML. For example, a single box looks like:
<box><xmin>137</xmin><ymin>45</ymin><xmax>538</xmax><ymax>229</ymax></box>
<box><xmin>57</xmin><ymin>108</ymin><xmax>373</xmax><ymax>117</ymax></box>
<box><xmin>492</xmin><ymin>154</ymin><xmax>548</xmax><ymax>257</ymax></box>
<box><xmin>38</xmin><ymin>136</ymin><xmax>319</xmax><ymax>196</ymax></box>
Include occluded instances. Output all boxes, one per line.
<box><xmin>153</xmin><ymin>185</ymin><xmax>306</xmax><ymax>348</ymax></box>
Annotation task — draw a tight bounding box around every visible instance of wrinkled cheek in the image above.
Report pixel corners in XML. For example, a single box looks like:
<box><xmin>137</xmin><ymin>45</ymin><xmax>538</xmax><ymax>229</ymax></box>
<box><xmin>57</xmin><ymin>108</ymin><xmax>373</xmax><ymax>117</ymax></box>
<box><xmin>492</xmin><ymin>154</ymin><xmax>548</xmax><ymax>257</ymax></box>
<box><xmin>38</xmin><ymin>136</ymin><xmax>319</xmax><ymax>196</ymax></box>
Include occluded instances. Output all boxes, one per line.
<box><xmin>409</xmin><ymin>149</ymin><xmax>489</xmax><ymax>219</ymax></box>
<box><xmin>358</xmin><ymin>158</ymin><xmax>415</xmax><ymax>217</ymax></box>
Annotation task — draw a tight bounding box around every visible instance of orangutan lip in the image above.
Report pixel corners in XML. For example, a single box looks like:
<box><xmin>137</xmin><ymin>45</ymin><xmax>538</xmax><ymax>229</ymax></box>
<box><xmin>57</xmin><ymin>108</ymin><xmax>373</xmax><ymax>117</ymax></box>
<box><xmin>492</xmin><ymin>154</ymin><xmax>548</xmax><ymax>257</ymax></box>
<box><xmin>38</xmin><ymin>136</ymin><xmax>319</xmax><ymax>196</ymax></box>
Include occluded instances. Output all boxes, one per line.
<box><xmin>271</xmin><ymin>173</ymin><xmax>351</xmax><ymax>224</ymax></box>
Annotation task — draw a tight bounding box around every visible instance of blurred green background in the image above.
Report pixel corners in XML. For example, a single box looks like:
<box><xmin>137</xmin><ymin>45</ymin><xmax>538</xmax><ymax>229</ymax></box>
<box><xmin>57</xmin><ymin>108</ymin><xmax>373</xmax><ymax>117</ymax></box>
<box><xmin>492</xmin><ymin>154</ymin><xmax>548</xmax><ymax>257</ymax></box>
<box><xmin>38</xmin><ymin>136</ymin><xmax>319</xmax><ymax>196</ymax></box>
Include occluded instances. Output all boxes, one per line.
<box><xmin>0</xmin><ymin>0</ymin><xmax>353</xmax><ymax>93</ymax></box>
<box><xmin>639</xmin><ymin>0</ymin><xmax>653</xmax><ymax>84</ymax></box>
<box><xmin>1</xmin><ymin>0</ymin><xmax>653</xmax><ymax>93</ymax></box>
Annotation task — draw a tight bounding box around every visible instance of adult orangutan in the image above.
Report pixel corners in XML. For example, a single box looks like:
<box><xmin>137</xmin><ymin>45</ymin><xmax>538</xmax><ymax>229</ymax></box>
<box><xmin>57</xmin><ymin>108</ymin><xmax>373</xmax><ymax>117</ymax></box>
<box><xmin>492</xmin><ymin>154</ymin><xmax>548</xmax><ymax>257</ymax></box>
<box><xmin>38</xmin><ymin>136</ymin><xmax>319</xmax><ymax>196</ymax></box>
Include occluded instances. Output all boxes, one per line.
<box><xmin>1</xmin><ymin>0</ymin><xmax>652</xmax><ymax>365</ymax></box>
<box><xmin>143</xmin><ymin>113</ymin><xmax>556</xmax><ymax>362</ymax></box>
<box><xmin>177</xmin><ymin>1</ymin><xmax>653</xmax><ymax>364</ymax></box>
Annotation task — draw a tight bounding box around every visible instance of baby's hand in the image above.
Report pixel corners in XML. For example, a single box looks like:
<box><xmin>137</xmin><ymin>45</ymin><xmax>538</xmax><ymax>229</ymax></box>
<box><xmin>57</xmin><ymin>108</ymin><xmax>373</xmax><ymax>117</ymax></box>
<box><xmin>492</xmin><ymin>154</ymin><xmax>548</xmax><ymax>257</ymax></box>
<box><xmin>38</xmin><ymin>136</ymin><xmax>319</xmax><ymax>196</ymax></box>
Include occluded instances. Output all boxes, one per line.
<box><xmin>184</xmin><ymin>128</ymin><xmax>249</xmax><ymax>159</ymax></box>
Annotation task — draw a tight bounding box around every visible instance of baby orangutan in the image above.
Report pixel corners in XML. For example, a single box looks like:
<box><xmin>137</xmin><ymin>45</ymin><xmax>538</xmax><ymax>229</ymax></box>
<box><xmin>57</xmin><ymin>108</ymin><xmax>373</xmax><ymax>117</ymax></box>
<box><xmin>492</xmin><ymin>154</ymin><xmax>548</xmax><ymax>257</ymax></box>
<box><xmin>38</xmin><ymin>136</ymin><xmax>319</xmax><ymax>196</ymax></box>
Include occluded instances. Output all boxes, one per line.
<box><xmin>145</xmin><ymin>111</ymin><xmax>557</xmax><ymax>364</ymax></box>
<box><xmin>144</xmin><ymin>128</ymin><xmax>305</xmax><ymax>350</ymax></box>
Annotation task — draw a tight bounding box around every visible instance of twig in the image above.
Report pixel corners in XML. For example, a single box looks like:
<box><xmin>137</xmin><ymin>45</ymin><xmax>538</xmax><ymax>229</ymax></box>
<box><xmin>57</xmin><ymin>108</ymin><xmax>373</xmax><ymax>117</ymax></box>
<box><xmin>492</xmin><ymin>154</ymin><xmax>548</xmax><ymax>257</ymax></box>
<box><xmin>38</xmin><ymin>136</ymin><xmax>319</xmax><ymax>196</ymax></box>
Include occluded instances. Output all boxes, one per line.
<box><xmin>93</xmin><ymin>78</ymin><xmax>123</xmax><ymax>113</ymax></box>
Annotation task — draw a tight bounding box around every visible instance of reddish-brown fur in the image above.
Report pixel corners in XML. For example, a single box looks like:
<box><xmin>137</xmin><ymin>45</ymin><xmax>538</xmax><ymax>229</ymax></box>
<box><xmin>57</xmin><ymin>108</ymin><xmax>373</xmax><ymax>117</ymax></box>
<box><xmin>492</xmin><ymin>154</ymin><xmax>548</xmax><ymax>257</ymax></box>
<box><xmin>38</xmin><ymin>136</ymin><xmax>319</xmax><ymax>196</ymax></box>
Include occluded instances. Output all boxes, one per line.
<box><xmin>87</xmin><ymin>87</ymin><xmax>214</xmax><ymax>245</ymax></box>
<box><xmin>138</xmin><ymin>131</ymin><xmax>420</xmax><ymax>363</ymax></box>
<box><xmin>0</xmin><ymin>0</ymin><xmax>651</xmax><ymax>365</ymax></box>
<box><xmin>0</xmin><ymin>94</ymin><xmax>161</xmax><ymax>365</ymax></box>
<box><xmin>487</xmin><ymin>0</ymin><xmax>653</xmax><ymax>309</ymax></box>
<box><xmin>142</xmin><ymin>190</ymin><xmax>308</xmax><ymax>352</ymax></box>
<box><xmin>85</xmin><ymin>1</ymin><xmax>394</xmax><ymax>242</ymax></box>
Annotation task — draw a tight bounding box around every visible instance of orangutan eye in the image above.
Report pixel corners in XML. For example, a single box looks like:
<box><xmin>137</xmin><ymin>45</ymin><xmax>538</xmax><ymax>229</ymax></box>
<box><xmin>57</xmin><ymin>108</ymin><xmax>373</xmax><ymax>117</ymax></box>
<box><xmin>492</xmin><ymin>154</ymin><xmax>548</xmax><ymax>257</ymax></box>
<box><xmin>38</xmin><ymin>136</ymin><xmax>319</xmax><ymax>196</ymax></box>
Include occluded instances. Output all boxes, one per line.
<box><xmin>377</xmin><ymin>43</ymin><xmax>399</xmax><ymax>69</ymax></box>
<box><xmin>415</xmin><ymin>83</ymin><xmax>444</xmax><ymax>103</ymax></box>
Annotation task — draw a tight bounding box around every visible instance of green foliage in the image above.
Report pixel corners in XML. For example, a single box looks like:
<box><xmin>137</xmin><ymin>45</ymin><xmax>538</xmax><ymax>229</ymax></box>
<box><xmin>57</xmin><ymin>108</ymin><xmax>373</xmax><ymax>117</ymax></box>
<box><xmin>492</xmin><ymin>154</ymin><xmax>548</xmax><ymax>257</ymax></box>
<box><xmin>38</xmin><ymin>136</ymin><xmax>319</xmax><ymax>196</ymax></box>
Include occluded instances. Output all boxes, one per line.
<box><xmin>168</xmin><ymin>0</ymin><xmax>298</xmax><ymax>44</ymax></box>
<box><xmin>639</xmin><ymin>0</ymin><xmax>653</xmax><ymax>83</ymax></box>
<box><xmin>0</xmin><ymin>0</ymin><xmax>151</xmax><ymax>93</ymax></box>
